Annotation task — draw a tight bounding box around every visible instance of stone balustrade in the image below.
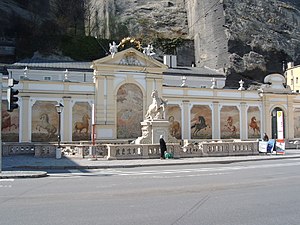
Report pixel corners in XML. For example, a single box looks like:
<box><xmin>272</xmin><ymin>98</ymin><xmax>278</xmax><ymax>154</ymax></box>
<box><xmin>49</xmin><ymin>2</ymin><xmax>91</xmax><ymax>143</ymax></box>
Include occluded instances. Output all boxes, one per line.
<box><xmin>106</xmin><ymin>144</ymin><xmax>180</xmax><ymax>160</ymax></box>
<box><xmin>2</xmin><ymin>140</ymin><xmax>258</xmax><ymax>159</ymax></box>
<box><xmin>182</xmin><ymin>140</ymin><xmax>259</xmax><ymax>158</ymax></box>
<box><xmin>62</xmin><ymin>144</ymin><xmax>108</xmax><ymax>158</ymax></box>
<box><xmin>2</xmin><ymin>143</ymin><xmax>35</xmax><ymax>156</ymax></box>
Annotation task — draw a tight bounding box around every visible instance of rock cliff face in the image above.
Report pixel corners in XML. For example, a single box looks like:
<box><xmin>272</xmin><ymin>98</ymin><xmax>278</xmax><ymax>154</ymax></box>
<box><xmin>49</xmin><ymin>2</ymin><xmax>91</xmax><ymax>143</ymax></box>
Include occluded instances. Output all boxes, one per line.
<box><xmin>99</xmin><ymin>0</ymin><xmax>300</xmax><ymax>86</ymax></box>
<box><xmin>223</xmin><ymin>0</ymin><xmax>300</xmax><ymax>86</ymax></box>
<box><xmin>93</xmin><ymin>0</ymin><xmax>188</xmax><ymax>39</ymax></box>
<box><xmin>1</xmin><ymin>0</ymin><xmax>300</xmax><ymax>87</ymax></box>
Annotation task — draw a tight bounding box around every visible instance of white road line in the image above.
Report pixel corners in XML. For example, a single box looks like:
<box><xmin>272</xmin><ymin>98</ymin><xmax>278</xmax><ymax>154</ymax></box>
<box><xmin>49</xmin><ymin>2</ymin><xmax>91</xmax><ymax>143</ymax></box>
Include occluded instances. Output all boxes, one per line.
<box><xmin>48</xmin><ymin>160</ymin><xmax>300</xmax><ymax>178</ymax></box>
<box><xmin>0</xmin><ymin>179</ymin><xmax>15</xmax><ymax>182</ymax></box>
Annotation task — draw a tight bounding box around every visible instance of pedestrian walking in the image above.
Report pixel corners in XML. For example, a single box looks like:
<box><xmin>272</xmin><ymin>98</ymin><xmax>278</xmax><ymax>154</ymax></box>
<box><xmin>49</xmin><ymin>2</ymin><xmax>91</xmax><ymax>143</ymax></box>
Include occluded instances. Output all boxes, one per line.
<box><xmin>159</xmin><ymin>135</ymin><xmax>167</xmax><ymax>159</ymax></box>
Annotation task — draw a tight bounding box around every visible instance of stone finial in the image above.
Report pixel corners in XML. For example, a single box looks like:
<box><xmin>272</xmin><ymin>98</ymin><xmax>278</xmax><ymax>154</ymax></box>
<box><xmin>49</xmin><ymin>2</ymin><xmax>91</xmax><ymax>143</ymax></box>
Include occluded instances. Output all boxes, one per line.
<box><xmin>109</xmin><ymin>41</ymin><xmax>119</xmax><ymax>58</ymax></box>
<box><xmin>238</xmin><ymin>79</ymin><xmax>245</xmax><ymax>90</ymax></box>
<box><xmin>181</xmin><ymin>76</ymin><xmax>187</xmax><ymax>87</ymax></box>
<box><xmin>211</xmin><ymin>78</ymin><xmax>216</xmax><ymax>89</ymax></box>
<box><xmin>143</xmin><ymin>44</ymin><xmax>155</xmax><ymax>56</ymax></box>
<box><xmin>23</xmin><ymin>66</ymin><xmax>29</xmax><ymax>80</ymax></box>
<box><xmin>64</xmin><ymin>69</ymin><xmax>70</xmax><ymax>82</ymax></box>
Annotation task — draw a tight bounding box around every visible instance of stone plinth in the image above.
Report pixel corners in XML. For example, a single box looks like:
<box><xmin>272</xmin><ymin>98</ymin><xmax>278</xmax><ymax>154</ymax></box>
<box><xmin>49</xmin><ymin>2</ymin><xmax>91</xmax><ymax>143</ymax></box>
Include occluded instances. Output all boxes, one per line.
<box><xmin>135</xmin><ymin>120</ymin><xmax>177</xmax><ymax>144</ymax></box>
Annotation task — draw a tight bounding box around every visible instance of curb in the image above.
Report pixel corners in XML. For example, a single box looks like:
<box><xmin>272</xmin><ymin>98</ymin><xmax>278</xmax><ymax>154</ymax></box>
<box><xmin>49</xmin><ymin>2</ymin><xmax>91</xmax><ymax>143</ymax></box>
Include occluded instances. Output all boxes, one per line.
<box><xmin>0</xmin><ymin>171</ymin><xmax>48</xmax><ymax>179</ymax></box>
<box><xmin>9</xmin><ymin>155</ymin><xmax>300</xmax><ymax>170</ymax></box>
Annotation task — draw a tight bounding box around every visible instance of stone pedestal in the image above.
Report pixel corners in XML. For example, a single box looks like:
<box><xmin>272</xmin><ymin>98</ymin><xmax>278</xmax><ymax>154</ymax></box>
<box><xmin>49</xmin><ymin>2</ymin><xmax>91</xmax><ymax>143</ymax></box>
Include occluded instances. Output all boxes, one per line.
<box><xmin>135</xmin><ymin>120</ymin><xmax>177</xmax><ymax>144</ymax></box>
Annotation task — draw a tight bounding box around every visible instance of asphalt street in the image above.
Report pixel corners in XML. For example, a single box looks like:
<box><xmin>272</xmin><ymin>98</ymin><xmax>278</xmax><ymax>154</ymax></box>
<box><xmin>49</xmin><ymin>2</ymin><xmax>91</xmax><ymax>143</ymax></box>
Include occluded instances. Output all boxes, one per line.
<box><xmin>1</xmin><ymin>158</ymin><xmax>300</xmax><ymax>225</ymax></box>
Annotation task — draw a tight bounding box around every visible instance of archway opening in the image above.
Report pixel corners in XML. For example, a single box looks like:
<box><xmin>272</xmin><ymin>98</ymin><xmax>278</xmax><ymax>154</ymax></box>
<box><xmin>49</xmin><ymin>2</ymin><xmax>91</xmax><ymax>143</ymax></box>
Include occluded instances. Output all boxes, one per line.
<box><xmin>271</xmin><ymin>107</ymin><xmax>285</xmax><ymax>139</ymax></box>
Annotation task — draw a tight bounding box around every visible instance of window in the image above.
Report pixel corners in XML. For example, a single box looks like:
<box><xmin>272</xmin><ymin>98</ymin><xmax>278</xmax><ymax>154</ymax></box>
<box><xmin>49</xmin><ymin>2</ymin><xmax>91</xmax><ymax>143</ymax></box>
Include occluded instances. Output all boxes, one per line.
<box><xmin>44</xmin><ymin>76</ymin><xmax>51</xmax><ymax>80</ymax></box>
<box><xmin>296</xmin><ymin>77</ymin><xmax>299</xmax><ymax>84</ymax></box>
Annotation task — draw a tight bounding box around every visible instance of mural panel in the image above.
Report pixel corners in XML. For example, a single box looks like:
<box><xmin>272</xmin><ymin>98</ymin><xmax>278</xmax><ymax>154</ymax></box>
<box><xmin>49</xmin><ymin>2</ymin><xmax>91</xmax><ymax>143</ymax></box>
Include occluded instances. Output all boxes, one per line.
<box><xmin>294</xmin><ymin>109</ymin><xmax>300</xmax><ymax>138</ymax></box>
<box><xmin>190</xmin><ymin>105</ymin><xmax>212</xmax><ymax>139</ymax></box>
<box><xmin>166</xmin><ymin>105</ymin><xmax>181</xmax><ymax>139</ymax></box>
<box><xmin>72</xmin><ymin>102</ymin><xmax>91</xmax><ymax>141</ymax></box>
<box><xmin>32</xmin><ymin>101</ymin><xmax>58</xmax><ymax>142</ymax></box>
<box><xmin>220</xmin><ymin>106</ymin><xmax>240</xmax><ymax>139</ymax></box>
<box><xmin>1</xmin><ymin>100</ymin><xmax>19</xmax><ymax>142</ymax></box>
<box><xmin>117</xmin><ymin>83</ymin><xmax>143</xmax><ymax>139</ymax></box>
<box><xmin>247</xmin><ymin>106</ymin><xmax>261</xmax><ymax>139</ymax></box>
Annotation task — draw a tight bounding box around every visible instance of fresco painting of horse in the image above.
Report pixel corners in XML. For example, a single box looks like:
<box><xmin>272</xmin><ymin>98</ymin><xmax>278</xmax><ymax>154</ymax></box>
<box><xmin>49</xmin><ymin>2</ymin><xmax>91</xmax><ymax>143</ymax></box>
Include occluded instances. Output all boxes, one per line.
<box><xmin>36</xmin><ymin>113</ymin><xmax>57</xmax><ymax>138</ymax></box>
<box><xmin>72</xmin><ymin>102</ymin><xmax>92</xmax><ymax>141</ymax></box>
<box><xmin>166</xmin><ymin>105</ymin><xmax>182</xmax><ymax>139</ymax></box>
<box><xmin>224</xmin><ymin>116</ymin><xmax>237</xmax><ymax>136</ymax></box>
<box><xmin>117</xmin><ymin>84</ymin><xmax>143</xmax><ymax>139</ymax></box>
<box><xmin>247</xmin><ymin>106</ymin><xmax>261</xmax><ymax>139</ymax></box>
<box><xmin>220</xmin><ymin>106</ymin><xmax>240</xmax><ymax>139</ymax></box>
<box><xmin>2</xmin><ymin>111</ymin><xmax>17</xmax><ymax>131</ymax></box>
<box><xmin>1</xmin><ymin>100</ymin><xmax>19</xmax><ymax>142</ymax></box>
<box><xmin>74</xmin><ymin>114</ymin><xmax>90</xmax><ymax>134</ymax></box>
<box><xmin>249</xmin><ymin>116</ymin><xmax>260</xmax><ymax>135</ymax></box>
<box><xmin>191</xmin><ymin>116</ymin><xmax>210</xmax><ymax>136</ymax></box>
<box><xmin>190</xmin><ymin>105</ymin><xmax>212</xmax><ymax>139</ymax></box>
<box><xmin>32</xmin><ymin>101</ymin><xmax>58</xmax><ymax>142</ymax></box>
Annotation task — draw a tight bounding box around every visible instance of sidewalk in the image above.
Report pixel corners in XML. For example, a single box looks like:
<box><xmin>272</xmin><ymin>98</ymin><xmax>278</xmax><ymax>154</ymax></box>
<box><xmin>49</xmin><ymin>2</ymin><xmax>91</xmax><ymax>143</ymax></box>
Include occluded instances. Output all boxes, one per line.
<box><xmin>1</xmin><ymin>149</ymin><xmax>300</xmax><ymax>179</ymax></box>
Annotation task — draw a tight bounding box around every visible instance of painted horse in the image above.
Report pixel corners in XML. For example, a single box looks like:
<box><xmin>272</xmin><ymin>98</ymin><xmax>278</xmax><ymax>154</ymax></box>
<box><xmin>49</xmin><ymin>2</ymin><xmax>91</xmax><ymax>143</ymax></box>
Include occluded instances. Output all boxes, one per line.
<box><xmin>74</xmin><ymin>114</ymin><xmax>90</xmax><ymax>134</ymax></box>
<box><xmin>36</xmin><ymin>113</ymin><xmax>57</xmax><ymax>138</ymax></box>
<box><xmin>191</xmin><ymin>116</ymin><xmax>210</xmax><ymax>136</ymax></box>
<box><xmin>249</xmin><ymin>116</ymin><xmax>260</xmax><ymax>135</ymax></box>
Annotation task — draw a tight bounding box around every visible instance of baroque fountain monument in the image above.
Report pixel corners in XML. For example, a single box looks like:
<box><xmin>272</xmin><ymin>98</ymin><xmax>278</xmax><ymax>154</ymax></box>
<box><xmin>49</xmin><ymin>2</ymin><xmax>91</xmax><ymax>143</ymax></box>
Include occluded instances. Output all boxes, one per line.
<box><xmin>135</xmin><ymin>90</ymin><xmax>177</xmax><ymax>144</ymax></box>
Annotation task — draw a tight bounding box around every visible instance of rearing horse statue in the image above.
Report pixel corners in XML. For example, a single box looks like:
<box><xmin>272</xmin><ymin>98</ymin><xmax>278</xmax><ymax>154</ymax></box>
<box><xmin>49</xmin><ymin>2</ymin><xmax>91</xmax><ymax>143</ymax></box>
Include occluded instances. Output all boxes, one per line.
<box><xmin>145</xmin><ymin>90</ymin><xmax>168</xmax><ymax>120</ymax></box>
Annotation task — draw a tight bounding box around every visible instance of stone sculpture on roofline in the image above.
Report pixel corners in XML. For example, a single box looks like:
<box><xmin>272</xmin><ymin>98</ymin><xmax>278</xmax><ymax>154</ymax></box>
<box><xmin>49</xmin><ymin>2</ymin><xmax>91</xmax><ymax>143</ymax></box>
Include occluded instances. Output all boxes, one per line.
<box><xmin>135</xmin><ymin>90</ymin><xmax>177</xmax><ymax>144</ymax></box>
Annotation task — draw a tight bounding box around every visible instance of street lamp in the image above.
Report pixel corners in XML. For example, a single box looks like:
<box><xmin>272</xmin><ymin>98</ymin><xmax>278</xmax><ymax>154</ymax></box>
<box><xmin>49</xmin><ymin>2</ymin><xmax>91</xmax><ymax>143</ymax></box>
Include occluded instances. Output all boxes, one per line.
<box><xmin>55</xmin><ymin>103</ymin><xmax>64</xmax><ymax>158</ymax></box>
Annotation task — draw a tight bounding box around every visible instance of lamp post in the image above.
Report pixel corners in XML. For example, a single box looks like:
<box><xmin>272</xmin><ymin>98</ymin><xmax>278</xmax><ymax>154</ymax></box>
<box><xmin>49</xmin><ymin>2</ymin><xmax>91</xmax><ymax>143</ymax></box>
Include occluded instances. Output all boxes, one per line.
<box><xmin>55</xmin><ymin>103</ymin><xmax>64</xmax><ymax>159</ymax></box>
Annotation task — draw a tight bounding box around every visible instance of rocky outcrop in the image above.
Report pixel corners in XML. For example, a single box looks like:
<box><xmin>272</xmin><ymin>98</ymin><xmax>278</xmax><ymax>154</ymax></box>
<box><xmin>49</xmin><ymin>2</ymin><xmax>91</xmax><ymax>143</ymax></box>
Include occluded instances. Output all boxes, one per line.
<box><xmin>223</xmin><ymin>0</ymin><xmax>300</xmax><ymax>86</ymax></box>
<box><xmin>91</xmin><ymin>0</ymin><xmax>188</xmax><ymax>40</ymax></box>
<box><xmin>1</xmin><ymin>0</ymin><xmax>300</xmax><ymax>87</ymax></box>
<box><xmin>97</xmin><ymin>0</ymin><xmax>300</xmax><ymax>87</ymax></box>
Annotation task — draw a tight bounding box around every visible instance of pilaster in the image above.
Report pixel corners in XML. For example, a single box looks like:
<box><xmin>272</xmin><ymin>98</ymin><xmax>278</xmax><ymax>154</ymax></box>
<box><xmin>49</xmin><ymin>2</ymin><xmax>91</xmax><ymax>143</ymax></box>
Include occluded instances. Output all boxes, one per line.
<box><xmin>62</xmin><ymin>96</ymin><xmax>72</xmax><ymax>142</ymax></box>
<box><xmin>240</xmin><ymin>102</ymin><xmax>247</xmax><ymax>140</ymax></box>
<box><xmin>20</xmin><ymin>96</ymin><xmax>30</xmax><ymax>142</ymax></box>
<box><xmin>212</xmin><ymin>101</ymin><xmax>220</xmax><ymax>139</ymax></box>
<box><xmin>182</xmin><ymin>100</ymin><xmax>190</xmax><ymax>139</ymax></box>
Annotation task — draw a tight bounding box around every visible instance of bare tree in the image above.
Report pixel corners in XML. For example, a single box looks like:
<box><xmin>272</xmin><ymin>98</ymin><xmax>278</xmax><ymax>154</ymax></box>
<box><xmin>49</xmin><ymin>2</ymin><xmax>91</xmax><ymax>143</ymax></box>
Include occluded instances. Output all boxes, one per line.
<box><xmin>83</xmin><ymin>0</ymin><xmax>100</xmax><ymax>36</ymax></box>
<box><xmin>51</xmin><ymin>0</ymin><xmax>85</xmax><ymax>35</ymax></box>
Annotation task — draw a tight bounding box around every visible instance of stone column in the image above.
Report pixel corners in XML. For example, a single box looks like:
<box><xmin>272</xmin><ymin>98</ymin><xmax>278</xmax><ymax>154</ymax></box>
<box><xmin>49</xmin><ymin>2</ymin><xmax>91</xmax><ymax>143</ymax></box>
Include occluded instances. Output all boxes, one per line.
<box><xmin>212</xmin><ymin>101</ymin><xmax>220</xmax><ymax>139</ymax></box>
<box><xmin>106</xmin><ymin>76</ymin><xmax>115</xmax><ymax>125</ymax></box>
<box><xmin>240</xmin><ymin>102</ymin><xmax>247</xmax><ymax>140</ymax></box>
<box><xmin>21</xmin><ymin>96</ymin><xmax>30</xmax><ymax>142</ymax></box>
<box><xmin>182</xmin><ymin>100</ymin><xmax>190</xmax><ymax>139</ymax></box>
<box><xmin>93</xmin><ymin>74</ymin><xmax>116</xmax><ymax>139</ymax></box>
<box><xmin>94</xmin><ymin>76</ymin><xmax>105</xmax><ymax>125</ymax></box>
<box><xmin>286</xmin><ymin>95</ymin><xmax>294</xmax><ymax>140</ymax></box>
<box><xmin>62</xmin><ymin>96</ymin><xmax>72</xmax><ymax>142</ymax></box>
<box><xmin>263</xmin><ymin>95</ymin><xmax>271</xmax><ymax>136</ymax></box>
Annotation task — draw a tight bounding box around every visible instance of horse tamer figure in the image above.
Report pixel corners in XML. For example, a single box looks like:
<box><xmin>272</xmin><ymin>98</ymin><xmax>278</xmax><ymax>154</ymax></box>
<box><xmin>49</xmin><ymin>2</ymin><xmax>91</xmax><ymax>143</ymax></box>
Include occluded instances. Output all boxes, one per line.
<box><xmin>145</xmin><ymin>90</ymin><xmax>168</xmax><ymax>120</ymax></box>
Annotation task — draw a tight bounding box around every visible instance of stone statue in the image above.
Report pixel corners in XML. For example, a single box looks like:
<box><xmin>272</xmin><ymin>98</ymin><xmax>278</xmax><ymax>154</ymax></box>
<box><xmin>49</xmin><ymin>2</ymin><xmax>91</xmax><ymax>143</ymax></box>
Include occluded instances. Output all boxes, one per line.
<box><xmin>109</xmin><ymin>41</ymin><xmax>119</xmax><ymax>58</ymax></box>
<box><xmin>143</xmin><ymin>44</ymin><xmax>155</xmax><ymax>56</ymax></box>
<box><xmin>145</xmin><ymin>90</ymin><xmax>168</xmax><ymax>120</ymax></box>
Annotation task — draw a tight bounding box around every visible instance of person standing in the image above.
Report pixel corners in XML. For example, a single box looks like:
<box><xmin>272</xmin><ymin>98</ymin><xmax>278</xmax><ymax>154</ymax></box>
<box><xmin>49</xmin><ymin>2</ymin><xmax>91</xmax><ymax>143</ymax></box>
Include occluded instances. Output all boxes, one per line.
<box><xmin>159</xmin><ymin>135</ymin><xmax>167</xmax><ymax>159</ymax></box>
<box><xmin>263</xmin><ymin>133</ymin><xmax>269</xmax><ymax>141</ymax></box>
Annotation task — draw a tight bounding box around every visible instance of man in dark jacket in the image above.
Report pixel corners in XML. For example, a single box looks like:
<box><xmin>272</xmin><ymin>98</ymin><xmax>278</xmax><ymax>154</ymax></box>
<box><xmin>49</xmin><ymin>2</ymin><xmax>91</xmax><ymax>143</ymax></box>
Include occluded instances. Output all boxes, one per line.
<box><xmin>159</xmin><ymin>135</ymin><xmax>167</xmax><ymax>159</ymax></box>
